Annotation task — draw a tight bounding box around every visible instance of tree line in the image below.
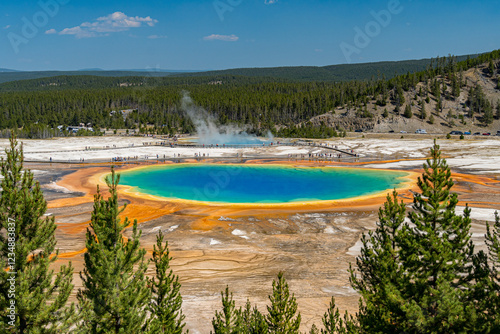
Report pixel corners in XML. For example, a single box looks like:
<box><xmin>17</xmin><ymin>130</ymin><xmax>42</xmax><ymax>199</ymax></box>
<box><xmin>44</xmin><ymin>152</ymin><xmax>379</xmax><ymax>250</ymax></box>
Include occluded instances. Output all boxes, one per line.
<box><xmin>1</xmin><ymin>137</ymin><xmax>499</xmax><ymax>333</ymax></box>
<box><xmin>0</xmin><ymin>49</ymin><xmax>499</xmax><ymax>139</ymax></box>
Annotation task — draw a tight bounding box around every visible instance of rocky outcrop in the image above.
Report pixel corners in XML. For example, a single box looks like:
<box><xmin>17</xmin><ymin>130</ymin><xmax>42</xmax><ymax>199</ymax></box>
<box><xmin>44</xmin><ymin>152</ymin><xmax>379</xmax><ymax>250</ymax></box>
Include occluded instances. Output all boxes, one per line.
<box><xmin>310</xmin><ymin>112</ymin><xmax>376</xmax><ymax>131</ymax></box>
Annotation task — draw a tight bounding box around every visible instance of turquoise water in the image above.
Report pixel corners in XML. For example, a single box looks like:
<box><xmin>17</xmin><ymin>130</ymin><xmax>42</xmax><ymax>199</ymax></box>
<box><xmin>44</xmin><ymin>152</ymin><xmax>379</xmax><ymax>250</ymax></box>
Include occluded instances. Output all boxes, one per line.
<box><xmin>118</xmin><ymin>165</ymin><xmax>408</xmax><ymax>204</ymax></box>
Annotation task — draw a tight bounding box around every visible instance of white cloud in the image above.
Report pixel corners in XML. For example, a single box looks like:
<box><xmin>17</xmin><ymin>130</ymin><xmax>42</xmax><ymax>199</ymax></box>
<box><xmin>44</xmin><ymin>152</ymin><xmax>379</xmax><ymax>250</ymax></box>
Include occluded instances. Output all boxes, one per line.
<box><xmin>45</xmin><ymin>29</ymin><xmax>57</xmax><ymax>34</ymax></box>
<box><xmin>148</xmin><ymin>34</ymin><xmax>167</xmax><ymax>39</ymax></box>
<box><xmin>3</xmin><ymin>25</ymin><xmax>10</xmax><ymax>29</ymax></box>
<box><xmin>55</xmin><ymin>11</ymin><xmax>158</xmax><ymax>38</ymax></box>
<box><xmin>265</xmin><ymin>0</ymin><xmax>278</xmax><ymax>4</ymax></box>
<box><xmin>203</xmin><ymin>34</ymin><xmax>239</xmax><ymax>42</ymax></box>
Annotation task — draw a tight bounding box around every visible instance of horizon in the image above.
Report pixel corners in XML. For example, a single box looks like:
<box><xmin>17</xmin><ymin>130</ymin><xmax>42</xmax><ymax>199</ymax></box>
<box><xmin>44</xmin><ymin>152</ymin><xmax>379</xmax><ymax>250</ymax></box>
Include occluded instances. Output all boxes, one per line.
<box><xmin>0</xmin><ymin>51</ymin><xmax>489</xmax><ymax>73</ymax></box>
<box><xmin>1</xmin><ymin>0</ymin><xmax>499</xmax><ymax>72</ymax></box>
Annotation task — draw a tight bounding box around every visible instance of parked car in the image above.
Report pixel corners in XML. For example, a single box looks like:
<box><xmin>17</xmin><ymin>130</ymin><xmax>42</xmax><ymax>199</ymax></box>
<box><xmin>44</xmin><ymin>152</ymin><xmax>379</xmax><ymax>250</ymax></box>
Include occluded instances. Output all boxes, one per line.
<box><xmin>354</xmin><ymin>129</ymin><xmax>363</xmax><ymax>133</ymax></box>
<box><xmin>464</xmin><ymin>132</ymin><xmax>471</xmax><ymax>135</ymax></box>
<box><xmin>400</xmin><ymin>130</ymin><xmax>407</xmax><ymax>133</ymax></box>
<box><xmin>483</xmin><ymin>133</ymin><xmax>491</xmax><ymax>136</ymax></box>
<box><xmin>449</xmin><ymin>131</ymin><xmax>463</xmax><ymax>135</ymax></box>
<box><xmin>496</xmin><ymin>131</ymin><xmax>500</xmax><ymax>136</ymax></box>
<box><xmin>473</xmin><ymin>132</ymin><xmax>481</xmax><ymax>136</ymax></box>
<box><xmin>415</xmin><ymin>129</ymin><xmax>427</xmax><ymax>134</ymax></box>
<box><xmin>388</xmin><ymin>130</ymin><xmax>395</xmax><ymax>133</ymax></box>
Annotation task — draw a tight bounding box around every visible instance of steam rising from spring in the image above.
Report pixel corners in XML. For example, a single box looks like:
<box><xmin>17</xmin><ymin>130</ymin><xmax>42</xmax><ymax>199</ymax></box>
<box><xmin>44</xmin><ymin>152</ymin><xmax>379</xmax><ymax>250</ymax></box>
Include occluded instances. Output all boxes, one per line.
<box><xmin>181</xmin><ymin>92</ymin><xmax>273</xmax><ymax>145</ymax></box>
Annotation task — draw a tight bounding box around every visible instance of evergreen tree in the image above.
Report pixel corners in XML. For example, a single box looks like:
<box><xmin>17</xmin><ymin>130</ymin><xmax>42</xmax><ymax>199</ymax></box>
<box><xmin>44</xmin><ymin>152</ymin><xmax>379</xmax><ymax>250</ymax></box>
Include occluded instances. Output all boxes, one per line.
<box><xmin>420</xmin><ymin>101</ymin><xmax>427</xmax><ymax>120</ymax></box>
<box><xmin>147</xmin><ymin>230</ymin><xmax>187</xmax><ymax>334</ymax></box>
<box><xmin>399</xmin><ymin>140</ymin><xmax>477</xmax><ymax>332</ymax></box>
<box><xmin>351</xmin><ymin>142</ymin><xmax>482</xmax><ymax>333</ymax></box>
<box><xmin>451</xmin><ymin>74</ymin><xmax>461</xmax><ymax>98</ymax></box>
<box><xmin>432</xmin><ymin>79</ymin><xmax>441</xmax><ymax>99</ymax></box>
<box><xmin>429</xmin><ymin>114</ymin><xmax>435</xmax><ymax>124</ymax></box>
<box><xmin>441</xmin><ymin>80</ymin><xmax>448</xmax><ymax>98</ymax></box>
<box><xmin>394</xmin><ymin>104</ymin><xmax>400</xmax><ymax>115</ymax></box>
<box><xmin>321</xmin><ymin>297</ymin><xmax>356</xmax><ymax>334</ymax></box>
<box><xmin>436</xmin><ymin>97</ymin><xmax>442</xmax><ymax>113</ymax></box>
<box><xmin>483</xmin><ymin>104</ymin><xmax>494</xmax><ymax>124</ymax></box>
<box><xmin>266</xmin><ymin>272</ymin><xmax>301</xmax><ymax>334</ymax></box>
<box><xmin>403</xmin><ymin>104</ymin><xmax>413</xmax><ymax>118</ymax></box>
<box><xmin>496</xmin><ymin>100</ymin><xmax>500</xmax><ymax>120</ymax></box>
<box><xmin>489</xmin><ymin>59</ymin><xmax>496</xmax><ymax>76</ymax></box>
<box><xmin>350</xmin><ymin>190</ymin><xmax>407</xmax><ymax>333</ymax></box>
<box><xmin>0</xmin><ymin>136</ymin><xmax>74</xmax><ymax>334</ymax></box>
<box><xmin>310</xmin><ymin>324</ymin><xmax>320</xmax><ymax>334</ymax></box>
<box><xmin>490</xmin><ymin>208</ymin><xmax>500</xmax><ymax>253</ymax></box>
<box><xmin>77</xmin><ymin>168</ymin><xmax>150</xmax><ymax>333</ymax></box>
<box><xmin>211</xmin><ymin>286</ymin><xmax>242</xmax><ymax>334</ymax></box>
<box><xmin>482</xmin><ymin>212</ymin><xmax>500</xmax><ymax>329</ymax></box>
<box><xmin>241</xmin><ymin>299</ymin><xmax>268</xmax><ymax>334</ymax></box>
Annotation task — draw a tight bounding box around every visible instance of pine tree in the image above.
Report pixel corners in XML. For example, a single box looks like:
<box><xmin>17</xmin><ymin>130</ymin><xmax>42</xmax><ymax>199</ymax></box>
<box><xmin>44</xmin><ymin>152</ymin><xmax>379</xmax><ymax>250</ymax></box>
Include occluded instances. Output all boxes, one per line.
<box><xmin>241</xmin><ymin>299</ymin><xmax>268</xmax><ymax>334</ymax></box>
<box><xmin>394</xmin><ymin>104</ymin><xmax>400</xmax><ymax>115</ymax></box>
<box><xmin>350</xmin><ymin>190</ymin><xmax>407</xmax><ymax>333</ymax></box>
<box><xmin>147</xmin><ymin>230</ymin><xmax>187</xmax><ymax>334</ymax></box>
<box><xmin>77</xmin><ymin>168</ymin><xmax>150</xmax><ymax>333</ymax></box>
<box><xmin>451</xmin><ymin>74</ymin><xmax>461</xmax><ymax>98</ymax></box>
<box><xmin>482</xmin><ymin>212</ymin><xmax>500</xmax><ymax>329</ymax></box>
<box><xmin>310</xmin><ymin>324</ymin><xmax>320</xmax><ymax>334</ymax></box>
<box><xmin>436</xmin><ymin>96</ymin><xmax>442</xmax><ymax>113</ymax></box>
<box><xmin>403</xmin><ymin>104</ymin><xmax>413</xmax><ymax>118</ymax></box>
<box><xmin>266</xmin><ymin>272</ymin><xmax>301</xmax><ymax>334</ymax></box>
<box><xmin>351</xmin><ymin>142</ymin><xmax>483</xmax><ymax>333</ymax></box>
<box><xmin>0</xmin><ymin>136</ymin><xmax>74</xmax><ymax>334</ymax></box>
<box><xmin>211</xmin><ymin>286</ymin><xmax>242</xmax><ymax>334</ymax></box>
<box><xmin>429</xmin><ymin>114</ymin><xmax>435</xmax><ymax>124</ymax></box>
<box><xmin>399</xmin><ymin>140</ymin><xmax>477</xmax><ymax>332</ymax></box>
<box><xmin>321</xmin><ymin>297</ymin><xmax>356</xmax><ymax>334</ymax></box>
<box><xmin>420</xmin><ymin>101</ymin><xmax>427</xmax><ymax>120</ymax></box>
<box><xmin>496</xmin><ymin>100</ymin><xmax>500</xmax><ymax>120</ymax></box>
<box><xmin>489</xmin><ymin>59</ymin><xmax>496</xmax><ymax>76</ymax></box>
<box><xmin>483</xmin><ymin>104</ymin><xmax>494</xmax><ymax>124</ymax></box>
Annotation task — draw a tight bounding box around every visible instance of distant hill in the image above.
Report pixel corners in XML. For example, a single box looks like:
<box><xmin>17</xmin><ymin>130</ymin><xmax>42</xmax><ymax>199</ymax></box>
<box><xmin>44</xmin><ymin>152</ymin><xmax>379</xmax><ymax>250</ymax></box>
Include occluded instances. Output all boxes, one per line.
<box><xmin>0</xmin><ymin>70</ymin><xmax>177</xmax><ymax>84</ymax></box>
<box><xmin>176</xmin><ymin>55</ymin><xmax>475</xmax><ymax>82</ymax></box>
<box><xmin>0</xmin><ymin>54</ymin><xmax>479</xmax><ymax>85</ymax></box>
<box><xmin>0</xmin><ymin>74</ymin><xmax>285</xmax><ymax>92</ymax></box>
<box><xmin>0</xmin><ymin>48</ymin><xmax>498</xmax><ymax>139</ymax></box>
<box><xmin>0</xmin><ymin>68</ymin><xmax>22</xmax><ymax>73</ymax></box>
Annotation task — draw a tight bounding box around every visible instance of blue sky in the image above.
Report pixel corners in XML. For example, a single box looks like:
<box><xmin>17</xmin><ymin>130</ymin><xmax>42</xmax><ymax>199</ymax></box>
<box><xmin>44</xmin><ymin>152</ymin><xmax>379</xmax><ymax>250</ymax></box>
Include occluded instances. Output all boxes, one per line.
<box><xmin>1</xmin><ymin>0</ymin><xmax>499</xmax><ymax>71</ymax></box>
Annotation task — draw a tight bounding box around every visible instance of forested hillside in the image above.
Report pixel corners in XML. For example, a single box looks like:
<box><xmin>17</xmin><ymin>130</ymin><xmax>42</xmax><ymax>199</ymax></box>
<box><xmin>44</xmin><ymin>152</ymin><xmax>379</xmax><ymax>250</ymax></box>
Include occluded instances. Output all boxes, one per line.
<box><xmin>0</xmin><ymin>54</ymin><xmax>476</xmax><ymax>85</ymax></box>
<box><xmin>0</xmin><ymin>70</ymin><xmax>175</xmax><ymax>85</ymax></box>
<box><xmin>179</xmin><ymin>55</ymin><xmax>473</xmax><ymax>82</ymax></box>
<box><xmin>0</xmin><ymin>50</ymin><xmax>498</xmax><ymax>139</ymax></box>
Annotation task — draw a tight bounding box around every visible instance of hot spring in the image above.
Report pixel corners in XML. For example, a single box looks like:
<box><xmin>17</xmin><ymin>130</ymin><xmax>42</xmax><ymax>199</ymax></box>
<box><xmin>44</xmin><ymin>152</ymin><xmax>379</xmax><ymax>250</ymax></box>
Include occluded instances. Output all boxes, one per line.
<box><xmin>117</xmin><ymin>165</ymin><xmax>409</xmax><ymax>204</ymax></box>
<box><xmin>191</xmin><ymin>137</ymin><xmax>275</xmax><ymax>146</ymax></box>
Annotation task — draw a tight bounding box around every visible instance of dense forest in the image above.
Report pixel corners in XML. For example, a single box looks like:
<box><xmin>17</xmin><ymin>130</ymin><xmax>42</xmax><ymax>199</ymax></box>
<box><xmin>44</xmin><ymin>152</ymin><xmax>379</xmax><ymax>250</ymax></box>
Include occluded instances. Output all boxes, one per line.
<box><xmin>0</xmin><ymin>50</ymin><xmax>498</xmax><ymax>139</ymax></box>
<box><xmin>0</xmin><ymin>54</ymin><xmax>475</xmax><ymax>85</ymax></box>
